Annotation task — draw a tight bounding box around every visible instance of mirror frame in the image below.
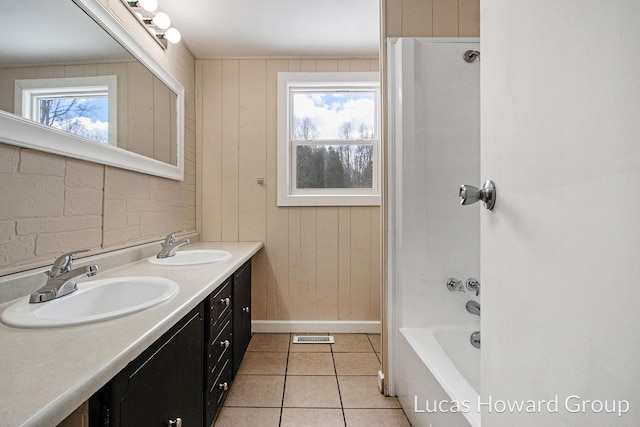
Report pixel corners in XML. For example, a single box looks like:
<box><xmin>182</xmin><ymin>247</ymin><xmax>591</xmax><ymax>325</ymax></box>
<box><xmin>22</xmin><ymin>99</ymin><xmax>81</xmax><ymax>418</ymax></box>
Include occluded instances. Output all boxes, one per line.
<box><xmin>0</xmin><ymin>0</ymin><xmax>184</xmax><ymax>181</ymax></box>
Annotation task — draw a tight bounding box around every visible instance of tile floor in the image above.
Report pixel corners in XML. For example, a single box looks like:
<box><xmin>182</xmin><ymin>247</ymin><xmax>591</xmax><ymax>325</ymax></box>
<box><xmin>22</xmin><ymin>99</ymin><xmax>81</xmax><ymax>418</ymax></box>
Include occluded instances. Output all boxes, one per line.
<box><xmin>214</xmin><ymin>333</ymin><xmax>411</xmax><ymax>426</ymax></box>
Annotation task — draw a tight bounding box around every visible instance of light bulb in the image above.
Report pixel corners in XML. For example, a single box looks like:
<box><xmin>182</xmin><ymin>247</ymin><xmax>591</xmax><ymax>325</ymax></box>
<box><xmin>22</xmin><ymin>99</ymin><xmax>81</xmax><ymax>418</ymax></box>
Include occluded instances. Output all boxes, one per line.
<box><xmin>138</xmin><ymin>0</ymin><xmax>157</xmax><ymax>13</ymax></box>
<box><xmin>152</xmin><ymin>12</ymin><xmax>171</xmax><ymax>30</ymax></box>
<box><xmin>165</xmin><ymin>27</ymin><xmax>181</xmax><ymax>44</ymax></box>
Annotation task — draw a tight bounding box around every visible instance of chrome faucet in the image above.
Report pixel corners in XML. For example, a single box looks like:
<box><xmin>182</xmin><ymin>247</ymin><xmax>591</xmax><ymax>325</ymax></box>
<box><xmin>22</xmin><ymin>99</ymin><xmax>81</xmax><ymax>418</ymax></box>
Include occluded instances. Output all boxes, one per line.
<box><xmin>465</xmin><ymin>278</ymin><xmax>480</xmax><ymax>296</ymax></box>
<box><xmin>466</xmin><ymin>302</ymin><xmax>481</xmax><ymax>348</ymax></box>
<box><xmin>157</xmin><ymin>231</ymin><xmax>189</xmax><ymax>258</ymax></box>
<box><xmin>466</xmin><ymin>300</ymin><xmax>480</xmax><ymax>316</ymax></box>
<box><xmin>29</xmin><ymin>249</ymin><xmax>99</xmax><ymax>303</ymax></box>
<box><xmin>470</xmin><ymin>331</ymin><xmax>481</xmax><ymax>349</ymax></box>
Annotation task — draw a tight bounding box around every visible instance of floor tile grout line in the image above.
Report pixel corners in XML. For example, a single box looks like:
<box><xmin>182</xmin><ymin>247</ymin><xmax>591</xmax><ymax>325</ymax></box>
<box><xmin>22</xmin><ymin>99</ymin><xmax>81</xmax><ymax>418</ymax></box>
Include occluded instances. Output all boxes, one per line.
<box><xmin>278</xmin><ymin>335</ymin><xmax>293</xmax><ymax>427</ymax></box>
<box><xmin>365</xmin><ymin>333</ymin><xmax>377</xmax><ymax>353</ymax></box>
<box><xmin>366</xmin><ymin>333</ymin><xmax>383</xmax><ymax>370</ymax></box>
<box><xmin>329</xmin><ymin>337</ymin><xmax>348</xmax><ymax>427</ymax></box>
<box><xmin>222</xmin><ymin>334</ymin><xmax>399</xmax><ymax>426</ymax></box>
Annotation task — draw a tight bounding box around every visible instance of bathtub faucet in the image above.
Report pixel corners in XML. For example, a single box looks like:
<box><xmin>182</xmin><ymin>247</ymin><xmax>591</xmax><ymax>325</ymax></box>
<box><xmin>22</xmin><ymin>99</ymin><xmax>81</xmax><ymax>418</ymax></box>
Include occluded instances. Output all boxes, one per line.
<box><xmin>446</xmin><ymin>278</ymin><xmax>464</xmax><ymax>292</ymax></box>
<box><xmin>465</xmin><ymin>278</ymin><xmax>480</xmax><ymax>296</ymax></box>
<box><xmin>466</xmin><ymin>300</ymin><xmax>480</xmax><ymax>316</ymax></box>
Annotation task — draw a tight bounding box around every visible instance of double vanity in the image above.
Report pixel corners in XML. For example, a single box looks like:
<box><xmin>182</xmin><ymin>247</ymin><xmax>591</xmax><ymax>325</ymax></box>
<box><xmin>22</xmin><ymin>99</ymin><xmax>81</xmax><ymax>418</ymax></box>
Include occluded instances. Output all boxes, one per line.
<box><xmin>0</xmin><ymin>240</ymin><xmax>262</xmax><ymax>427</ymax></box>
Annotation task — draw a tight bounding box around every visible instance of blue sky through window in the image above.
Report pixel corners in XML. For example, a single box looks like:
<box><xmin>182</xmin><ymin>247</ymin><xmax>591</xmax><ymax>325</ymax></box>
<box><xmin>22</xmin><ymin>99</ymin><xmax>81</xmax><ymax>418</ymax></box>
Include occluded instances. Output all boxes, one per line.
<box><xmin>293</xmin><ymin>90</ymin><xmax>376</xmax><ymax>140</ymax></box>
<box><xmin>39</xmin><ymin>95</ymin><xmax>109</xmax><ymax>143</ymax></box>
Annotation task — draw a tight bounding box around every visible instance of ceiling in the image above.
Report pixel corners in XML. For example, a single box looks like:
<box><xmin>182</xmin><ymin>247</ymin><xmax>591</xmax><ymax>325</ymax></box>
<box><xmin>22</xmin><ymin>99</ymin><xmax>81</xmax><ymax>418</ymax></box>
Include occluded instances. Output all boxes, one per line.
<box><xmin>157</xmin><ymin>0</ymin><xmax>380</xmax><ymax>58</ymax></box>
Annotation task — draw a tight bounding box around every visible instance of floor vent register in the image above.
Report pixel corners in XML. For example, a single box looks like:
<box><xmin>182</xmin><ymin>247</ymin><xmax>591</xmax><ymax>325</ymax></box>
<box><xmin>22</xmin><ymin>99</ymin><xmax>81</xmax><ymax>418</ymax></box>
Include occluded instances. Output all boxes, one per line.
<box><xmin>292</xmin><ymin>335</ymin><xmax>335</xmax><ymax>344</ymax></box>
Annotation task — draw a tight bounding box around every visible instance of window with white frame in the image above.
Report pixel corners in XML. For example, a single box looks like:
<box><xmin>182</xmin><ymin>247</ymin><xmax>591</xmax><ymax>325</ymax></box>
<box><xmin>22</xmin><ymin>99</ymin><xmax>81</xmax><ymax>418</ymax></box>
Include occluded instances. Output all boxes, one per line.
<box><xmin>277</xmin><ymin>72</ymin><xmax>380</xmax><ymax>206</ymax></box>
<box><xmin>15</xmin><ymin>75</ymin><xmax>118</xmax><ymax>145</ymax></box>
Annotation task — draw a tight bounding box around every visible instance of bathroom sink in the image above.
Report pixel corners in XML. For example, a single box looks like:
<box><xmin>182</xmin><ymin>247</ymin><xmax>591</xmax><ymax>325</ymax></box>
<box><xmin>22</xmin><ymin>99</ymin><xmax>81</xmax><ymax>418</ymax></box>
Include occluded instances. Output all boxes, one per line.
<box><xmin>148</xmin><ymin>249</ymin><xmax>232</xmax><ymax>266</ymax></box>
<box><xmin>1</xmin><ymin>276</ymin><xmax>179</xmax><ymax>328</ymax></box>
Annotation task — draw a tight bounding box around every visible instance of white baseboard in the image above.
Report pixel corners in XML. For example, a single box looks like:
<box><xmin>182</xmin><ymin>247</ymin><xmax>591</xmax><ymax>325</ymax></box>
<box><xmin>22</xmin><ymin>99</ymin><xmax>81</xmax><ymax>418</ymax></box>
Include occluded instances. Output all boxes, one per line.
<box><xmin>252</xmin><ymin>320</ymin><xmax>381</xmax><ymax>334</ymax></box>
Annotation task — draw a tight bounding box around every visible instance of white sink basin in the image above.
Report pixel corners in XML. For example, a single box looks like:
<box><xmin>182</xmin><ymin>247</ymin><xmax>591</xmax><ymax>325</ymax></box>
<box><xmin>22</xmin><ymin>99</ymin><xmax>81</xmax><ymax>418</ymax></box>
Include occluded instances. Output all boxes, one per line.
<box><xmin>148</xmin><ymin>249</ymin><xmax>232</xmax><ymax>266</ymax></box>
<box><xmin>1</xmin><ymin>276</ymin><xmax>179</xmax><ymax>328</ymax></box>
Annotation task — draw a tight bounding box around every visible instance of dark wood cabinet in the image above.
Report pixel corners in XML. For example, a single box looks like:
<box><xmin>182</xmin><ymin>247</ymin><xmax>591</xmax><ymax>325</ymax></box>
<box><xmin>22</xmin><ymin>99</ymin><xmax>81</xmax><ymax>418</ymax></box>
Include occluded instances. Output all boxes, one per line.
<box><xmin>204</xmin><ymin>278</ymin><xmax>233</xmax><ymax>426</ymax></box>
<box><xmin>90</xmin><ymin>259</ymin><xmax>252</xmax><ymax>427</ymax></box>
<box><xmin>91</xmin><ymin>305</ymin><xmax>204</xmax><ymax>427</ymax></box>
<box><xmin>232</xmin><ymin>260</ymin><xmax>251</xmax><ymax>377</ymax></box>
<box><xmin>204</xmin><ymin>259</ymin><xmax>252</xmax><ymax>425</ymax></box>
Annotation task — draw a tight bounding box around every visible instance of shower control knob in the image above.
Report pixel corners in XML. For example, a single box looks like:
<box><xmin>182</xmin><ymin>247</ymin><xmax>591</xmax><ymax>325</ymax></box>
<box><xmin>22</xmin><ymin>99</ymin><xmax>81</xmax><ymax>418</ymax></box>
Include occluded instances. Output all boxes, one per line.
<box><xmin>466</xmin><ymin>278</ymin><xmax>480</xmax><ymax>296</ymax></box>
<box><xmin>459</xmin><ymin>180</ymin><xmax>496</xmax><ymax>210</ymax></box>
<box><xmin>446</xmin><ymin>278</ymin><xmax>464</xmax><ymax>292</ymax></box>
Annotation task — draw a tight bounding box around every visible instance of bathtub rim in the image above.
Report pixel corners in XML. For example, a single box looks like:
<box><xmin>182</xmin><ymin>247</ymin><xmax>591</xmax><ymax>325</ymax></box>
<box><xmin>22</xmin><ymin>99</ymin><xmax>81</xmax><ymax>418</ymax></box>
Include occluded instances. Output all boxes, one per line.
<box><xmin>400</xmin><ymin>326</ymin><xmax>481</xmax><ymax>427</ymax></box>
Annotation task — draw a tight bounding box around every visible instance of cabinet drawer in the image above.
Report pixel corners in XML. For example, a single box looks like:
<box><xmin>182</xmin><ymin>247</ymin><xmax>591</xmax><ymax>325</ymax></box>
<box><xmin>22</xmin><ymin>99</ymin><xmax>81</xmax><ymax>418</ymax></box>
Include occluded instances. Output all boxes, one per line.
<box><xmin>208</xmin><ymin>314</ymin><xmax>232</xmax><ymax>380</ymax></box>
<box><xmin>206</xmin><ymin>358</ymin><xmax>232</xmax><ymax>427</ymax></box>
<box><xmin>208</xmin><ymin>279</ymin><xmax>231</xmax><ymax>337</ymax></box>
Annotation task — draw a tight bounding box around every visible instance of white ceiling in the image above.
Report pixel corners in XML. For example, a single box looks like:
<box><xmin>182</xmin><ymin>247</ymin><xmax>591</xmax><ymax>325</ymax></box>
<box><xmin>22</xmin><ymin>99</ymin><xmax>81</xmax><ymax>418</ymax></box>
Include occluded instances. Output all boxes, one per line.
<box><xmin>157</xmin><ymin>0</ymin><xmax>380</xmax><ymax>58</ymax></box>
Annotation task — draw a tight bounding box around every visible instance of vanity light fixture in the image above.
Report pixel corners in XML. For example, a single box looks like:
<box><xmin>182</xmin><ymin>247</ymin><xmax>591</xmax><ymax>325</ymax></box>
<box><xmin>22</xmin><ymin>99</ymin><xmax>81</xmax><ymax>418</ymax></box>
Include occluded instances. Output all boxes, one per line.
<box><xmin>122</xmin><ymin>0</ymin><xmax>181</xmax><ymax>49</ymax></box>
<box><xmin>152</xmin><ymin>12</ymin><xmax>171</xmax><ymax>30</ymax></box>
<box><xmin>133</xmin><ymin>0</ymin><xmax>157</xmax><ymax>13</ymax></box>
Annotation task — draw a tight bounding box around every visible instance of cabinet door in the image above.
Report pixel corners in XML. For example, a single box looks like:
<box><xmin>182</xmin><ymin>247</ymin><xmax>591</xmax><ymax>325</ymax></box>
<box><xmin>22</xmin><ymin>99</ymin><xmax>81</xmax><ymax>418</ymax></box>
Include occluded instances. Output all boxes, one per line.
<box><xmin>232</xmin><ymin>260</ymin><xmax>251</xmax><ymax>376</ymax></box>
<box><xmin>101</xmin><ymin>306</ymin><xmax>204</xmax><ymax>427</ymax></box>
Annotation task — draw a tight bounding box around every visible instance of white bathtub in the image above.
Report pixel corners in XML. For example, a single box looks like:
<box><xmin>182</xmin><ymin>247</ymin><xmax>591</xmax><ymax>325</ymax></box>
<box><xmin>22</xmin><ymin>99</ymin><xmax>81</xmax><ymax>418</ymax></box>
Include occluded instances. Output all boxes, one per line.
<box><xmin>396</xmin><ymin>326</ymin><xmax>481</xmax><ymax>427</ymax></box>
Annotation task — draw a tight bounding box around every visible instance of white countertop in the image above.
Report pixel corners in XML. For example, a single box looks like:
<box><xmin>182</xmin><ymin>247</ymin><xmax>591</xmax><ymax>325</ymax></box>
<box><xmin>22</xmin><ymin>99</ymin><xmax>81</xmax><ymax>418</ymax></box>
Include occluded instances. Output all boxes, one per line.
<box><xmin>0</xmin><ymin>241</ymin><xmax>263</xmax><ymax>427</ymax></box>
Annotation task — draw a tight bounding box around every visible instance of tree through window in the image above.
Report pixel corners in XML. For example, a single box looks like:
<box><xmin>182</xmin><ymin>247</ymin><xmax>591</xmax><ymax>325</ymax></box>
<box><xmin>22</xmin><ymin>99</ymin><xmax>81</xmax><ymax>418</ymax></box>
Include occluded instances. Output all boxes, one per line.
<box><xmin>15</xmin><ymin>75</ymin><xmax>117</xmax><ymax>145</ymax></box>
<box><xmin>278</xmin><ymin>72</ymin><xmax>380</xmax><ymax>206</ymax></box>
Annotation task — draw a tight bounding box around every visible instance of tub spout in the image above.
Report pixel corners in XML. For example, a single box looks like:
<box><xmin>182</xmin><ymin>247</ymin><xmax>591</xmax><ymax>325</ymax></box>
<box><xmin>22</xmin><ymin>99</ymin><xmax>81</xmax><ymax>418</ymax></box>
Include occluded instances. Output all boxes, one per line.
<box><xmin>466</xmin><ymin>300</ymin><xmax>480</xmax><ymax>316</ymax></box>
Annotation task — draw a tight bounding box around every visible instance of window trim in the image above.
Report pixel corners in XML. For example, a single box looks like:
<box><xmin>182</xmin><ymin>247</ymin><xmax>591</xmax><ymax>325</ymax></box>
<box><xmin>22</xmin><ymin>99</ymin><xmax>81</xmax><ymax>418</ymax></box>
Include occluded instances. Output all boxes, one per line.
<box><xmin>277</xmin><ymin>71</ymin><xmax>381</xmax><ymax>206</ymax></box>
<box><xmin>14</xmin><ymin>75</ymin><xmax>118</xmax><ymax>146</ymax></box>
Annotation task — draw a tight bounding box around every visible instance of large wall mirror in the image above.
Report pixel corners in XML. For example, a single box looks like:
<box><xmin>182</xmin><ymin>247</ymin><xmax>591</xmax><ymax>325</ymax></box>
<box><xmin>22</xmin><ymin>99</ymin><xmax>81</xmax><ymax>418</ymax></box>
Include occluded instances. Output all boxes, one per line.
<box><xmin>0</xmin><ymin>0</ymin><xmax>184</xmax><ymax>180</ymax></box>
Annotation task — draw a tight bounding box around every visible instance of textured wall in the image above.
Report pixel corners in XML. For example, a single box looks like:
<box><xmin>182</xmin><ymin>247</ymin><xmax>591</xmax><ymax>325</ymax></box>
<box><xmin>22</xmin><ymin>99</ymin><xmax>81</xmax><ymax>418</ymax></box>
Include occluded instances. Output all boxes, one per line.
<box><xmin>0</xmin><ymin>0</ymin><xmax>196</xmax><ymax>275</ymax></box>
<box><xmin>197</xmin><ymin>58</ymin><xmax>381</xmax><ymax>321</ymax></box>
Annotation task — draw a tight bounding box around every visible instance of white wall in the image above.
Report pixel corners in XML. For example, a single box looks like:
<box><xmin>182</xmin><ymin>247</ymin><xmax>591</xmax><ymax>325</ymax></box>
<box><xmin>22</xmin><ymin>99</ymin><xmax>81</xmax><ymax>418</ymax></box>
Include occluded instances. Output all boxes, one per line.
<box><xmin>482</xmin><ymin>1</ymin><xmax>640</xmax><ymax>425</ymax></box>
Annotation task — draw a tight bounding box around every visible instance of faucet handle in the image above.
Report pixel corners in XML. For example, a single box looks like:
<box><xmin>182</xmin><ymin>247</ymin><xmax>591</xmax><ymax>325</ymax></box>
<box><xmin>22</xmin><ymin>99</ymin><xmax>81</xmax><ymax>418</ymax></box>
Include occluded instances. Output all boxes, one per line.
<box><xmin>163</xmin><ymin>230</ymin><xmax>186</xmax><ymax>247</ymax></box>
<box><xmin>446</xmin><ymin>278</ymin><xmax>465</xmax><ymax>292</ymax></box>
<box><xmin>466</xmin><ymin>278</ymin><xmax>480</xmax><ymax>296</ymax></box>
<box><xmin>49</xmin><ymin>249</ymin><xmax>92</xmax><ymax>277</ymax></box>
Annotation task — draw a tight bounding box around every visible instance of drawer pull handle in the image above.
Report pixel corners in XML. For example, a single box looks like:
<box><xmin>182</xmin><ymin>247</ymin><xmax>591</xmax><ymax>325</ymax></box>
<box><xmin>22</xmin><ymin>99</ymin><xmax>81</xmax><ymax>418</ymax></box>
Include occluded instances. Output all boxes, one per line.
<box><xmin>220</xmin><ymin>339</ymin><xmax>230</xmax><ymax>349</ymax></box>
<box><xmin>219</xmin><ymin>382</ymin><xmax>229</xmax><ymax>391</ymax></box>
<box><xmin>242</xmin><ymin>306</ymin><xmax>250</xmax><ymax>313</ymax></box>
<box><xmin>220</xmin><ymin>297</ymin><xmax>231</xmax><ymax>307</ymax></box>
<box><xmin>168</xmin><ymin>418</ymin><xmax>182</xmax><ymax>427</ymax></box>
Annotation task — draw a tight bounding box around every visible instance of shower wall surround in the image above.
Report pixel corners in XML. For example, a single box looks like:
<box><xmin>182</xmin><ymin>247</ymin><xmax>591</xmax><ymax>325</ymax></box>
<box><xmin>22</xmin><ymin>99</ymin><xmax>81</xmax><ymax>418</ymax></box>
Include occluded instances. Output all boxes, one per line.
<box><xmin>387</xmin><ymin>37</ymin><xmax>480</xmax><ymax>426</ymax></box>
<box><xmin>388</xmin><ymin>36</ymin><xmax>480</xmax><ymax>331</ymax></box>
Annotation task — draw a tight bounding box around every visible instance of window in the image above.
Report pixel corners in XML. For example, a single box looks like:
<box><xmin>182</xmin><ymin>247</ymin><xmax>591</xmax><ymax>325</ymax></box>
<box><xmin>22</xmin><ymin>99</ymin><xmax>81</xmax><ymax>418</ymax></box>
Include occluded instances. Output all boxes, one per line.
<box><xmin>277</xmin><ymin>72</ymin><xmax>380</xmax><ymax>206</ymax></box>
<box><xmin>15</xmin><ymin>75</ymin><xmax>118</xmax><ymax>145</ymax></box>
